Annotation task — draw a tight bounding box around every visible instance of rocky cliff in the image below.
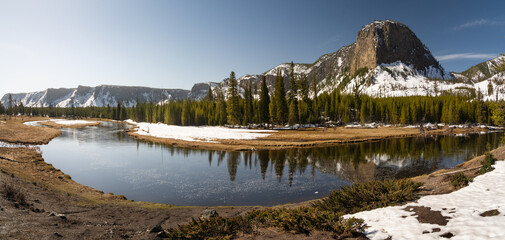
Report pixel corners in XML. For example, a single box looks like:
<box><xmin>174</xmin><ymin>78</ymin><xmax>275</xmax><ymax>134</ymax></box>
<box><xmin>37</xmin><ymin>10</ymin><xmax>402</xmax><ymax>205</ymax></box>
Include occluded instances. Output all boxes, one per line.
<box><xmin>348</xmin><ymin>20</ymin><xmax>445</xmax><ymax>78</ymax></box>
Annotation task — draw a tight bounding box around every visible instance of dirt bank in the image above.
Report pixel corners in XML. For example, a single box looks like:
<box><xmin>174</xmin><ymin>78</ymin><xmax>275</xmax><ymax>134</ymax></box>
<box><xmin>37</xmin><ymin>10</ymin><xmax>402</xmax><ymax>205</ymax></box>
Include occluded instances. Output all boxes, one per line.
<box><xmin>128</xmin><ymin>125</ymin><xmax>495</xmax><ymax>151</ymax></box>
<box><xmin>0</xmin><ymin>116</ymin><xmax>61</xmax><ymax>145</ymax></box>
<box><xmin>412</xmin><ymin>146</ymin><xmax>505</xmax><ymax>196</ymax></box>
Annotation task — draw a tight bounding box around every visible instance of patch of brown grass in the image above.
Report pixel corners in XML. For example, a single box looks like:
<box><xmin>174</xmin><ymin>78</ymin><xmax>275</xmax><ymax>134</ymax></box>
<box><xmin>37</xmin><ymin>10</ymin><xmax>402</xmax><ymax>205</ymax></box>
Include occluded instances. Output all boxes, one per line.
<box><xmin>0</xmin><ymin>118</ymin><xmax>61</xmax><ymax>144</ymax></box>
<box><xmin>1</xmin><ymin>183</ymin><xmax>27</xmax><ymax>206</ymax></box>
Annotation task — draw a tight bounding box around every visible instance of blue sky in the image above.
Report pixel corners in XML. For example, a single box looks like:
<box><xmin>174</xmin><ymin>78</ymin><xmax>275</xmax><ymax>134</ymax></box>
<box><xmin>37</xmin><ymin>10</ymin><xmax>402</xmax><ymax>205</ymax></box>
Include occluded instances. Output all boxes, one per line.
<box><xmin>0</xmin><ymin>0</ymin><xmax>504</xmax><ymax>96</ymax></box>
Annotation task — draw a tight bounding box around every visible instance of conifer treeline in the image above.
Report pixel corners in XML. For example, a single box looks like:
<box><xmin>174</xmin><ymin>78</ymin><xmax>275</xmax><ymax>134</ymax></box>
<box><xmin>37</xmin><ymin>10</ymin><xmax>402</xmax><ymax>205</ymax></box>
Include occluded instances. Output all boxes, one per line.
<box><xmin>1</xmin><ymin>61</ymin><xmax>504</xmax><ymax>126</ymax></box>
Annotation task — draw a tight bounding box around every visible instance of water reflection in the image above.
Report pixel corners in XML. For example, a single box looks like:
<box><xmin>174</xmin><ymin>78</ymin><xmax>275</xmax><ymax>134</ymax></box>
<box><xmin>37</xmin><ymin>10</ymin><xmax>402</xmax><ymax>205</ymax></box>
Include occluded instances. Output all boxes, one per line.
<box><xmin>38</xmin><ymin>122</ymin><xmax>503</xmax><ymax>206</ymax></box>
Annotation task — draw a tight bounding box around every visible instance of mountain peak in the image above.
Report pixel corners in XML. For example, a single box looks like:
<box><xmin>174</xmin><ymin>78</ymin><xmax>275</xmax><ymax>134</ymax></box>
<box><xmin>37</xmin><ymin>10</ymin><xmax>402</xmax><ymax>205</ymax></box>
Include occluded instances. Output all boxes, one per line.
<box><xmin>360</xmin><ymin>19</ymin><xmax>406</xmax><ymax>31</ymax></box>
<box><xmin>350</xmin><ymin>20</ymin><xmax>445</xmax><ymax>78</ymax></box>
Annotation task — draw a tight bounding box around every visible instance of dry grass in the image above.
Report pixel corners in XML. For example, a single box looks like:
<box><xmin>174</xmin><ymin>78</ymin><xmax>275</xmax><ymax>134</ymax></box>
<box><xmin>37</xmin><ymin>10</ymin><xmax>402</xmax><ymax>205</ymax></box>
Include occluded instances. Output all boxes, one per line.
<box><xmin>39</xmin><ymin>120</ymin><xmax>100</xmax><ymax>129</ymax></box>
<box><xmin>0</xmin><ymin>115</ymin><xmax>61</xmax><ymax>144</ymax></box>
<box><xmin>1</xmin><ymin>183</ymin><xmax>27</xmax><ymax>206</ymax></box>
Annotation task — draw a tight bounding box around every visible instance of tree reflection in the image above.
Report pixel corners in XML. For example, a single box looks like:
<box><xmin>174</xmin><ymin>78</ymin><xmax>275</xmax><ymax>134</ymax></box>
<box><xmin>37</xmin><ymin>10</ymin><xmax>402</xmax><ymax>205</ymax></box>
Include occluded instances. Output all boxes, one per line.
<box><xmin>219</xmin><ymin>133</ymin><xmax>503</xmax><ymax>184</ymax></box>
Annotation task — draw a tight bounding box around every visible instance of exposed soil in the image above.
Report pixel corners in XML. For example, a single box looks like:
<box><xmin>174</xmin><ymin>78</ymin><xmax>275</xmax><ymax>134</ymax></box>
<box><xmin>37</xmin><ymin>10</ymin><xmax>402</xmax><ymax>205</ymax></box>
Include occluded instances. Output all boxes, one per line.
<box><xmin>480</xmin><ymin>209</ymin><xmax>501</xmax><ymax>217</ymax></box>
<box><xmin>127</xmin><ymin>125</ymin><xmax>494</xmax><ymax>151</ymax></box>
<box><xmin>403</xmin><ymin>206</ymin><xmax>450</xmax><ymax>226</ymax></box>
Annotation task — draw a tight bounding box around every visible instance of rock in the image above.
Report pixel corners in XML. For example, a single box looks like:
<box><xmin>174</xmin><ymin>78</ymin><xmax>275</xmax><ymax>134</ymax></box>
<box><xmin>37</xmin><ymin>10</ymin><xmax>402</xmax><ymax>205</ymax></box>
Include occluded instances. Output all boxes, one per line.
<box><xmin>156</xmin><ymin>231</ymin><xmax>169</xmax><ymax>238</ymax></box>
<box><xmin>440</xmin><ymin>232</ymin><xmax>454</xmax><ymax>238</ymax></box>
<box><xmin>49</xmin><ymin>212</ymin><xmax>67</xmax><ymax>220</ymax></box>
<box><xmin>199</xmin><ymin>209</ymin><xmax>218</xmax><ymax>220</ymax></box>
<box><xmin>53</xmin><ymin>232</ymin><xmax>63</xmax><ymax>238</ymax></box>
<box><xmin>149</xmin><ymin>225</ymin><xmax>163</xmax><ymax>233</ymax></box>
<box><xmin>349</xmin><ymin>20</ymin><xmax>444</xmax><ymax>77</ymax></box>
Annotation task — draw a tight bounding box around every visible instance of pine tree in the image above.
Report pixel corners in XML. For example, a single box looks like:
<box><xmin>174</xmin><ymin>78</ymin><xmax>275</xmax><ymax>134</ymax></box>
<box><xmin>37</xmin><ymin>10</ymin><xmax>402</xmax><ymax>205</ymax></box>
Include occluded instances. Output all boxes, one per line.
<box><xmin>243</xmin><ymin>81</ymin><xmax>253</xmax><ymax>125</ymax></box>
<box><xmin>226</xmin><ymin>71</ymin><xmax>241</xmax><ymax>125</ymax></box>
<box><xmin>271</xmin><ymin>70</ymin><xmax>288</xmax><ymax>124</ymax></box>
<box><xmin>7</xmin><ymin>94</ymin><xmax>13</xmax><ymax>110</ymax></box>
<box><xmin>215</xmin><ymin>88</ymin><xmax>227</xmax><ymax>125</ymax></box>
<box><xmin>298</xmin><ymin>74</ymin><xmax>309</xmax><ymax>102</ymax></box>
<box><xmin>181</xmin><ymin>100</ymin><xmax>191</xmax><ymax>125</ymax></box>
<box><xmin>311</xmin><ymin>74</ymin><xmax>318</xmax><ymax>123</ymax></box>
<box><xmin>258</xmin><ymin>75</ymin><xmax>270</xmax><ymax>123</ymax></box>
<box><xmin>488</xmin><ymin>81</ymin><xmax>493</xmax><ymax>96</ymax></box>
<box><xmin>288</xmin><ymin>61</ymin><xmax>299</xmax><ymax>125</ymax></box>
<box><xmin>205</xmin><ymin>85</ymin><xmax>214</xmax><ymax>101</ymax></box>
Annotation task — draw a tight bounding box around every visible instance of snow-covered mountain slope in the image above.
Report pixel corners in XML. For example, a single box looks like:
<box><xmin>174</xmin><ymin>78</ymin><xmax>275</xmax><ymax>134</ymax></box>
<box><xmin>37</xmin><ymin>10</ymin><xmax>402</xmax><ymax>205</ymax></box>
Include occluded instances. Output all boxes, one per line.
<box><xmin>455</xmin><ymin>55</ymin><xmax>505</xmax><ymax>83</ymax></box>
<box><xmin>209</xmin><ymin>20</ymin><xmax>455</xmax><ymax>99</ymax></box>
<box><xmin>209</xmin><ymin>21</ymin><xmax>502</xmax><ymax>101</ymax></box>
<box><xmin>1</xmin><ymin>85</ymin><xmax>190</xmax><ymax>108</ymax></box>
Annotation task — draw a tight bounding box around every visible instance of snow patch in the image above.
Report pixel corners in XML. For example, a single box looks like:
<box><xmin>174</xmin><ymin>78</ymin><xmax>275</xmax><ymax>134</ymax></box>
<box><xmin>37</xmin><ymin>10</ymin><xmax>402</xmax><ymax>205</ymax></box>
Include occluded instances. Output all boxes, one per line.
<box><xmin>128</xmin><ymin>121</ymin><xmax>276</xmax><ymax>142</ymax></box>
<box><xmin>348</xmin><ymin>161</ymin><xmax>505</xmax><ymax>240</ymax></box>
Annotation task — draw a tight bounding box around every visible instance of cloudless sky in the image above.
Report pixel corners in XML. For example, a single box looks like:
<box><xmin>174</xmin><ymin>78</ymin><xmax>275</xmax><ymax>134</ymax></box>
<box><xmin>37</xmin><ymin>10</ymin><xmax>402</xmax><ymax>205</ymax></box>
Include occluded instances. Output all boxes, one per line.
<box><xmin>1</xmin><ymin>0</ymin><xmax>504</xmax><ymax>97</ymax></box>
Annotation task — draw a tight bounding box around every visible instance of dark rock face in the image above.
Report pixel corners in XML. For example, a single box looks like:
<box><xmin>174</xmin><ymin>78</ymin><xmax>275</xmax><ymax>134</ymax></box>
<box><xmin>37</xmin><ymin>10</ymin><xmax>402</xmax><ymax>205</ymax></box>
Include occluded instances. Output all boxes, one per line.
<box><xmin>349</xmin><ymin>20</ymin><xmax>443</xmax><ymax>76</ymax></box>
<box><xmin>188</xmin><ymin>82</ymin><xmax>219</xmax><ymax>100</ymax></box>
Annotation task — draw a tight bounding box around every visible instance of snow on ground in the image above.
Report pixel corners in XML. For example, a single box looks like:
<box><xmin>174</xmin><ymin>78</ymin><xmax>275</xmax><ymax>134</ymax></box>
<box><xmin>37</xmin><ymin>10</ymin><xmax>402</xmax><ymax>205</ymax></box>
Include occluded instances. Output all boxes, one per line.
<box><xmin>50</xmin><ymin>119</ymin><xmax>98</xmax><ymax>125</ymax></box>
<box><xmin>23</xmin><ymin>119</ymin><xmax>98</xmax><ymax>126</ymax></box>
<box><xmin>126</xmin><ymin>120</ymin><xmax>276</xmax><ymax>142</ymax></box>
<box><xmin>347</xmin><ymin>161</ymin><xmax>505</xmax><ymax>240</ymax></box>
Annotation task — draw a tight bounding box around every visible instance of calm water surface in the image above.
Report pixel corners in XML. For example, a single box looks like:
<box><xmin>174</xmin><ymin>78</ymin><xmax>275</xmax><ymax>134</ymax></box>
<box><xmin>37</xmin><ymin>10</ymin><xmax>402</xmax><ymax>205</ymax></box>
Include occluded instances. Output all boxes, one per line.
<box><xmin>39</xmin><ymin>122</ymin><xmax>503</xmax><ymax>206</ymax></box>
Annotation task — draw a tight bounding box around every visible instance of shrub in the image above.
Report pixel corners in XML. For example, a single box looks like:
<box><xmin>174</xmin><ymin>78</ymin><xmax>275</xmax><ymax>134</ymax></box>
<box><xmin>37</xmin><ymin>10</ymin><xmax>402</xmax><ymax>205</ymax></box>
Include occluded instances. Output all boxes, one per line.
<box><xmin>450</xmin><ymin>173</ymin><xmax>473</xmax><ymax>188</ymax></box>
<box><xmin>168</xmin><ymin>178</ymin><xmax>424</xmax><ymax>239</ymax></box>
<box><xmin>1</xmin><ymin>183</ymin><xmax>27</xmax><ymax>206</ymax></box>
<box><xmin>313</xmin><ymin>179</ymin><xmax>423</xmax><ymax>214</ymax></box>
<box><xmin>168</xmin><ymin>208</ymin><xmax>366</xmax><ymax>239</ymax></box>
<box><xmin>246</xmin><ymin>207</ymin><xmax>365</xmax><ymax>235</ymax></box>
<box><xmin>479</xmin><ymin>152</ymin><xmax>497</xmax><ymax>174</ymax></box>
<box><xmin>168</xmin><ymin>216</ymin><xmax>252</xmax><ymax>239</ymax></box>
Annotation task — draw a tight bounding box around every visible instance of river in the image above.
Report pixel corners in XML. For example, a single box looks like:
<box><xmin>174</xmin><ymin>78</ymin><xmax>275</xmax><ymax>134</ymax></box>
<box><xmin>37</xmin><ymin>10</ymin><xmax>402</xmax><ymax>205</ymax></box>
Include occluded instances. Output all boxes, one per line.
<box><xmin>36</xmin><ymin>122</ymin><xmax>503</xmax><ymax>206</ymax></box>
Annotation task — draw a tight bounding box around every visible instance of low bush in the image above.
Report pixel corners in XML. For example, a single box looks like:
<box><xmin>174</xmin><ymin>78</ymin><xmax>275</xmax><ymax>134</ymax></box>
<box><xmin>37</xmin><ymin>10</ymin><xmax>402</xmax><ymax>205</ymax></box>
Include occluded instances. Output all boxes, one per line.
<box><xmin>246</xmin><ymin>207</ymin><xmax>365</xmax><ymax>235</ymax></box>
<box><xmin>313</xmin><ymin>179</ymin><xmax>423</xmax><ymax>214</ymax></box>
<box><xmin>450</xmin><ymin>172</ymin><xmax>473</xmax><ymax>188</ymax></box>
<box><xmin>168</xmin><ymin>216</ymin><xmax>252</xmax><ymax>239</ymax></box>
<box><xmin>1</xmin><ymin>183</ymin><xmax>27</xmax><ymax>206</ymax></box>
<box><xmin>479</xmin><ymin>152</ymin><xmax>497</xmax><ymax>174</ymax></box>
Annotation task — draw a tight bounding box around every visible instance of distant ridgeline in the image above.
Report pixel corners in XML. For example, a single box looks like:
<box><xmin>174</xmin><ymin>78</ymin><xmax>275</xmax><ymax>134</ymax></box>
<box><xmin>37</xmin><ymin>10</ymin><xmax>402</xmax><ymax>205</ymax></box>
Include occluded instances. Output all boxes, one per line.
<box><xmin>1</xmin><ymin>20</ymin><xmax>504</xmax><ymax>126</ymax></box>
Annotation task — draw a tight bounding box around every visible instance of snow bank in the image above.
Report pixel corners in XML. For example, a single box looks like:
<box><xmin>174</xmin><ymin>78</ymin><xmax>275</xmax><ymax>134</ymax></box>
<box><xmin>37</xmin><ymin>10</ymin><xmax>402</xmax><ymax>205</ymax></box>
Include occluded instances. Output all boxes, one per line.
<box><xmin>347</xmin><ymin>161</ymin><xmax>505</xmax><ymax>240</ymax></box>
<box><xmin>50</xmin><ymin>119</ymin><xmax>98</xmax><ymax>125</ymax></box>
<box><xmin>23</xmin><ymin>119</ymin><xmax>98</xmax><ymax>126</ymax></box>
<box><xmin>127</xmin><ymin>121</ymin><xmax>276</xmax><ymax>142</ymax></box>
